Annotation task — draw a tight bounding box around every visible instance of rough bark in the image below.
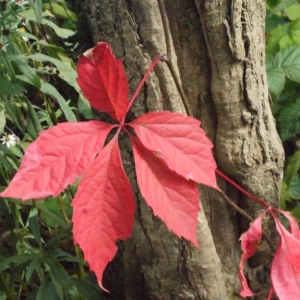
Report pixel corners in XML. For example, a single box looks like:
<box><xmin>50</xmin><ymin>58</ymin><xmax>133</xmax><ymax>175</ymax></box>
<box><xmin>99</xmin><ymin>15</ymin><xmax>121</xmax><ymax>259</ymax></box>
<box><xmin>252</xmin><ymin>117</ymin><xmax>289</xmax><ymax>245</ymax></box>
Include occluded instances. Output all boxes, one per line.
<box><xmin>75</xmin><ymin>0</ymin><xmax>284</xmax><ymax>299</ymax></box>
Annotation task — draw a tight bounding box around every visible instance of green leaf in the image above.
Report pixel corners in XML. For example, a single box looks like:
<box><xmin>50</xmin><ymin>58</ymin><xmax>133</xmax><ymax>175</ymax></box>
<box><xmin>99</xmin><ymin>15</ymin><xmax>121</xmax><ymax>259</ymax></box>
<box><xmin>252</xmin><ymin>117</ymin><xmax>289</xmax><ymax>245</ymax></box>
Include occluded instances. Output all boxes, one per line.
<box><xmin>279</xmin><ymin>19</ymin><xmax>300</xmax><ymax>48</ymax></box>
<box><xmin>78</xmin><ymin>95</ymin><xmax>92</xmax><ymax>119</ymax></box>
<box><xmin>29</xmin><ymin>0</ymin><xmax>43</xmax><ymax>23</ymax></box>
<box><xmin>40</xmin><ymin>82</ymin><xmax>77</xmax><ymax>122</ymax></box>
<box><xmin>25</xmin><ymin>256</ymin><xmax>41</xmax><ymax>282</ymax></box>
<box><xmin>266</xmin><ymin>9</ymin><xmax>286</xmax><ymax>33</ymax></box>
<box><xmin>35</xmin><ymin>201</ymin><xmax>70</xmax><ymax>229</ymax></box>
<box><xmin>15</xmin><ymin>74</ymin><xmax>77</xmax><ymax>123</ymax></box>
<box><xmin>267</xmin><ymin>24</ymin><xmax>290</xmax><ymax>54</ymax></box>
<box><xmin>291</xmin><ymin>206</ymin><xmax>300</xmax><ymax>223</ymax></box>
<box><xmin>72</xmin><ymin>277</ymin><xmax>104</xmax><ymax>299</ymax></box>
<box><xmin>280</xmin><ymin>182</ymin><xmax>291</xmax><ymax>209</ymax></box>
<box><xmin>267</xmin><ymin>0</ymin><xmax>281</xmax><ymax>10</ymax></box>
<box><xmin>50</xmin><ymin>249</ymin><xmax>86</xmax><ymax>265</ymax></box>
<box><xmin>0</xmin><ymin>51</ymin><xmax>16</xmax><ymax>78</ymax></box>
<box><xmin>274</xmin><ymin>45</ymin><xmax>300</xmax><ymax>82</ymax></box>
<box><xmin>0</xmin><ymin>254</ymin><xmax>38</xmax><ymax>272</ymax></box>
<box><xmin>0</xmin><ymin>76</ymin><xmax>25</xmax><ymax>95</ymax></box>
<box><xmin>288</xmin><ymin>173</ymin><xmax>300</xmax><ymax>199</ymax></box>
<box><xmin>41</xmin><ymin>19</ymin><xmax>75</xmax><ymax>39</ymax></box>
<box><xmin>36</xmin><ymin>278</ymin><xmax>60</xmax><ymax>300</ymax></box>
<box><xmin>9</xmin><ymin>55</ymin><xmax>41</xmax><ymax>88</ymax></box>
<box><xmin>23</xmin><ymin>97</ymin><xmax>43</xmax><ymax>139</ymax></box>
<box><xmin>25</xmin><ymin>53</ymin><xmax>79</xmax><ymax>91</ymax></box>
<box><xmin>0</xmin><ymin>144</ymin><xmax>19</xmax><ymax>167</ymax></box>
<box><xmin>5</xmin><ymin>98</ymin><xmax>25</xmax><ymax>134</ymax></box>
<box><xmin>28</xmin><ymin>208</ymin><xmax>42</xmax><ymax>247</ymax></box>
<box><xmin>47</xmin><ymin>264</ymin><xmax>76</xmax><ymax>300</ymax></box>
<box><xmin>40</xmin><ymin>197</ymin><xmax>64</xmax><ymax>228</ymax></box>
<box><xmin>272</xmin><ymin>0</ymin><xmax>299</xmax><ymax>12</ymax></box>
<box><xmin>43</xmin><ymin>3</ymin><xmax>77</xmax><ymax>21</ymax></box>
<box><xmin>278</xmin><ymin>98</ymin><xmax>300</xmax><ymax>141</ymax></box>
<box><xmin>266</xmin><ymin>66</ymin><xmax>286</xmax><ymax>97</ymax></box>
<box><xmin>0</xmin><ymin>110</ymin><xmax>6</xmax><ymax>134</ymax></box>
<box><xmin>285</xmin><ymin>149</ymin><xmax>300</xmax><ymax>187</ymax></box>
<box><xmin>285</xmin><ymin>3</ymin><xmax>300</xmax><ymax>20</ymax></box>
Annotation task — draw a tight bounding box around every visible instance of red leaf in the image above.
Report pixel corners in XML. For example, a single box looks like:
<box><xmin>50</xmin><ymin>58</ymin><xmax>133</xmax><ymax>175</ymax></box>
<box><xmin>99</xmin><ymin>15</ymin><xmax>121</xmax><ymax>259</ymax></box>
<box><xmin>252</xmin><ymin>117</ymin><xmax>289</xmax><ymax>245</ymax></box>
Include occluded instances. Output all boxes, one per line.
<box><xmin>130</xmin><ymin>135</ymin><xmax>200</xmax><ymax>247</ymax></box>
<box><xmin>77</xmin><ymin>42</ymin><xmax>129</xmax><ymax>121</ymax></box>
<box><xmin>0</xmin><ymin>121</ymin><xmax>114</xmax><ymax>200</ymax></box>
<box><xmin>271</xmin><ymin>210</ymin><xmax>300</xmax><ymax>299</ymax></box>
<box><xmin>128</xmin><ymin>112</ymin><xmax>218</xmax><ymax>189</ymax></box>
<box><xmin>72</xmin><ymin>137</ymin><xmax>135</xmax><ymax>291</ymax></box>
<box><xmin>239</xmin><ymin>210</ymin><xmax>267</xmax><ymax>297</ymax></box>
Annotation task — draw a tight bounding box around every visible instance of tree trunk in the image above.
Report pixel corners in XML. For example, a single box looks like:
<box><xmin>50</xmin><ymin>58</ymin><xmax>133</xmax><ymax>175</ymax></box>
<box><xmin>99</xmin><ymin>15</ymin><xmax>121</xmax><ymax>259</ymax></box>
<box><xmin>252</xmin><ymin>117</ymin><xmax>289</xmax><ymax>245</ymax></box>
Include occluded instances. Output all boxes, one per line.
<box><xmin>75</xmin><ymin>0</ymin><xmax>284</xmax><ymax>299</ymax></box>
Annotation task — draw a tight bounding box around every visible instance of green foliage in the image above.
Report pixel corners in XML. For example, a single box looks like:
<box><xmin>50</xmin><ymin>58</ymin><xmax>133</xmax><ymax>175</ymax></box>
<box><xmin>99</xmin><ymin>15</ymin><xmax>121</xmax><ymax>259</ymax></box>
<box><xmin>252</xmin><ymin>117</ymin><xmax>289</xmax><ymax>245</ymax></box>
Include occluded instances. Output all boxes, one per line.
<box><xmin>0</xmin><ymin>1</ymin><xmax>103</xmax><ymax>299</ymax></box>
<box><xmin>267</xmin><ymin>0</ymin><xmax>300</xmax><ymax>219</ymax></box>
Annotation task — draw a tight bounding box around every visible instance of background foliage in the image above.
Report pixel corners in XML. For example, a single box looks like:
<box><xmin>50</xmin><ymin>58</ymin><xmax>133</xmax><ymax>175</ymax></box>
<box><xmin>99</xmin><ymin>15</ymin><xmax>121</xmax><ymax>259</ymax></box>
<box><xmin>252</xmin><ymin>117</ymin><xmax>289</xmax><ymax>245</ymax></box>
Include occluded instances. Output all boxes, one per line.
<box><xmin>266</xmin><ymin>0</ymin><xmax>300</xmax><ymax>218</ymax></box>
<box><xmin>0</xmin><ymin>0</ymin><xmax>104</xmax><ymax>299</ymax></box>
<box><xmin>0</xmin><ymin>0</ymin><xmax>300</xmax><ymax>299</ymax></box>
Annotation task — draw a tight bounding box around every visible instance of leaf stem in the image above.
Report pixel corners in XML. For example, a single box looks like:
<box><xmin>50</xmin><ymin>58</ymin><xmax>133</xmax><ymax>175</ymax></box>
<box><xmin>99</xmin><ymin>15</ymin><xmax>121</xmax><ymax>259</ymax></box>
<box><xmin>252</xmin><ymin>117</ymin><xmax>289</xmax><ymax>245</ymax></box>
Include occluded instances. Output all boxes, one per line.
<box><xmin>123</xmin><ymin>56</ymin><xmax>161</xmax><ymax>124</ymax></box>
<box><xmin>216</xmin><ymin>188</ymin><xmax>254</xmax><ymax>222</ymax></box>
<box><xmin>215</xmin><ymin>169</ymin><xmax>269</xmax><ymax>209</ymax></box>
<box><xmin>74</xmin><ymin>244</ymin><xmax>85</xmax><ymax>280</ymax></box>
<box><xmin>217</xmin><ymin>188</ymin><xmax>276</xmax><ymax>251</ymax></box>
<box><xmin>57</xmin><ymin>195</ymin><xmax>71</xmax><ymax>225</ymax></box>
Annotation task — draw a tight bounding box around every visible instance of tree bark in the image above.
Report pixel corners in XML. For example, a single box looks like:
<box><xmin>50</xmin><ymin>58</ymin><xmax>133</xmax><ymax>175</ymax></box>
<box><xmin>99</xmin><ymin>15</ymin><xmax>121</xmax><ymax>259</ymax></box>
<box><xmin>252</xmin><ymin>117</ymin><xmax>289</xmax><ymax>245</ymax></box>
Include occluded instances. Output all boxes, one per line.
<box><xmin>76</xmin><ymin>0</ymin><xmax>284</xmax><ymax>299</ymax></box>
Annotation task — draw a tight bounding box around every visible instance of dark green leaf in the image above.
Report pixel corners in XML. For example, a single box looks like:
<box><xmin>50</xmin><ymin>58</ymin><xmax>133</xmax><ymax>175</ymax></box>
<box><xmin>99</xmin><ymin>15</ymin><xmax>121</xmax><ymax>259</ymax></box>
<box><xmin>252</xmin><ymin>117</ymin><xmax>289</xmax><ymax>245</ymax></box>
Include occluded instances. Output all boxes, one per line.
<box><xmin>36</xmin><ymin>277</ymin><xmax>60</xmax><ymax>300</ymax></box>
<box><xmin>25</xmin><ymin>256</ymin><xmax>41</xmax><ymax>282</ymax></box>
<box><xmin>266</xmin><ymin>24</ymin><xmax>289</xmax><ymax>54</ymax></box>
<box><xmin>9</xmin><ymin>55</ymin><xmax>41</xmax><ymax>88</ymax></box>
<box><xmin>29</xmin><ymin>0</ymin><xmax>43</xmax><ymax>23</ymax></box>
<box><xmin>267</xmin><ymin>66</ymin><xmax>286</xmax><ymax>97</ymax></box>
<box><xmin>278</xmin><ymin>98</ymin><xmax>300</xmax><ymax>140</ymax></box>
<box><xmin>28</xmin><ymin>208</ymin><xmax>42</xmax><ymax>247</ymax></box>
<box><xmin>0</xmin><ymin>254</ymin><xmax>39</xmax><ymax>272</ymax></box>
<box><xmin>0</xmin><ymin>76</ymin><xmax>25</xmax><ymax>95</ymax></box>
<box><xmin>274</xmin><ymin>45</ymin><xmax>300</xmax><ymax>82</ymax></box>
<box><xmin>288</xmin><ymin>173</ymin><xmax>300</xmax><ymax>199</ymax></box>
<box><xmin>285</xmin><ymin>149</ymin><xmax>300</xmax><ymax>187</ymax></box>
<box><xmin>5</xmin><ymin>98</ymin><xmax>25</xmax><ymax>134</ymax></box>
<box><xmin>23</xmin><ymin>97</ymin><xmax>43</xmax><ymax>139</ymax></box>
<box><xmin>266</xmin><ymin>9</ymin><xmax>286</xmax><ymax>33</ymax></box>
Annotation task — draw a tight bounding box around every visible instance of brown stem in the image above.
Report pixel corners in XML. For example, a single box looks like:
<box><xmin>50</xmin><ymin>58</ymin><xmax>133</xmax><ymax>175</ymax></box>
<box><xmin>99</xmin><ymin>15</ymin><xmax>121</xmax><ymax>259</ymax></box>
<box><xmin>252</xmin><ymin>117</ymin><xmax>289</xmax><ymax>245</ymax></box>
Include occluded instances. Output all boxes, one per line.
<box><xmin>157</xmin><ymin>0</ymin><xmax>193</xmax><ymax>117</ymax></box>
<box><xmin>217</xmin><ymin>188</ymin><xmax>276</xmax><ymax>251</ymax></box>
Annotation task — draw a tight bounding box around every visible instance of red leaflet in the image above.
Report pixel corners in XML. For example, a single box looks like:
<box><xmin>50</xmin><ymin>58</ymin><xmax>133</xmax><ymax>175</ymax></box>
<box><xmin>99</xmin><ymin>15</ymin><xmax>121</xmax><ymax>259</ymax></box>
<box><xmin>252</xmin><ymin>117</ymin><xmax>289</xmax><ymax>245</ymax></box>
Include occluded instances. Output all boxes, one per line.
<box><xmin>129</xmin><ymin>112</ymin><xmax>218</xmax><ymax>189</ymax></box>
<box><xmin>271</xmin><ymin>210</ymin><xmax>300</xmax><ymax>299</ymax></box>
<box><xmin>239</xmin><ymin>210</ymin><xmax>266</xmax><ymax>298</ymax></box>
<box><xmin>76</xmin><ymin>43</ymin><xmax>129</xmax><ymax>121</ymax></box>
<box><xmin>72</xmin><ymin>137</ymin><xmax>135</xmax><ymax>291</ymax></box>
<box><xmin>0</xmin><ymin>121</ymin><xmax>114</xmax><ymax>199</ymax></box>
<box><xmin>130</xmin><ymin>136</ymin><xmax>200</xmax><ymax>247</ymax></box>
<box><xmin>239</xmin><ymin>208</ymin><xmax>300</xmax><ymax>299</ymax></box>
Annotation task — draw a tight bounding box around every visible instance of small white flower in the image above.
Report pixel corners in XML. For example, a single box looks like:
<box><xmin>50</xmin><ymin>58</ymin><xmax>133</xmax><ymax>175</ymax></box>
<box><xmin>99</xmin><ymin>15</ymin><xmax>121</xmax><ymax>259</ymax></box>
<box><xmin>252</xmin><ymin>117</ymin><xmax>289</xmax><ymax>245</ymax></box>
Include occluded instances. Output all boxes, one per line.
<box><xmin>0</xmin><ymin>43</ymin><xmax>8</xmax><ymax>52</ymax></box>
<box><xmin>1</xmin><ymin>134</ymin><xmax>17</xmax><ymax>148</ymax></box>
<box><xmin>11</xmin><ymin>0</ymin><xmax>29</xmax><ymax>6</ymax></box>
<box><xmin>22</xmin><ymin>36</ymin><xmax>29</xmax><ymax>42</ymax></box>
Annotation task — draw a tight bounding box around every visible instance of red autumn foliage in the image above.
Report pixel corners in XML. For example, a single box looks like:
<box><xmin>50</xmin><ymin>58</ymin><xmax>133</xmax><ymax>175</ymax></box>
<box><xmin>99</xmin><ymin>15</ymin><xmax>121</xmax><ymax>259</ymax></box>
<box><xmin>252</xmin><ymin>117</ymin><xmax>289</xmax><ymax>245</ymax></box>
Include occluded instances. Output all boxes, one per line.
<box><xmin>0</xmin><ymin>42</ymin><xmax>217</xmax><ymax>290</ymax></box>
<box><xmin>2</xmin><ymin>42</ymin><xmax>300</xmax><ymax>299</ymax></box>
<box><xmin>239</xmin><ymin>208</ymin><xmax>300</xmax><ymax>299</ymax></box>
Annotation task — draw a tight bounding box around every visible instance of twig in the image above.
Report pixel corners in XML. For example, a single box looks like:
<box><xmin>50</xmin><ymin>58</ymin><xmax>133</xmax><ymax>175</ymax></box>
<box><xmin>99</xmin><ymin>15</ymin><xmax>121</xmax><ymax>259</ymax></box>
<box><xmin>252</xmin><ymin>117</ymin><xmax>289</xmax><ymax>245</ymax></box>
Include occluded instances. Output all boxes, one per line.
<box><xmin>157</xmin><ymin>0</ymin><xmax>193</xmax><ymax>116</ymax></box>
<box><xmin>217</xmin><ymin>187</ymin><xmax>276</xmax><ymax>251</ymax></box>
